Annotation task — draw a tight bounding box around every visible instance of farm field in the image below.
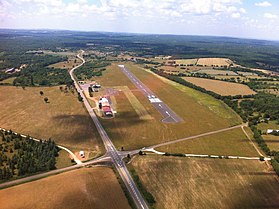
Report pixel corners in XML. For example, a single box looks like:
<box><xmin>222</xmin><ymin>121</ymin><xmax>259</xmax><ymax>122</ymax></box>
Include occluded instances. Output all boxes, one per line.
<box><xmin>195</xmin><ymin>69</ymin><xmax>237</xmax><ymax>75</ymax></box>
<box><xmin>0</xmin><ymin>167</ymin><xmax>131</xmax><ymax>209</ymax></box>
<box><xmin>0</xmin><ymin>86</ymin><xmax>103</xmax><ymax>155</ymax></box>
<box><xmin>95</xmin><ymin>63</ymin><xmax>241</xmax><ymax>150</ymax></box>
<box><xmin>174</xmin><ymin>59</ymin><xmax>198</xmax><ymax>65</ymax></box>
<box><xmin>42</xmin><ymin>50</ymin><xmax>77</xmax><ymax>56</ymax></box>
<box><xmin>197</xmin><ymin>57</ymin><xmax>233</xmax><ymax>67</ymax></box>
<box><xmin>157</xmin><ymin>128</ymin><xmax>259</xmax><ymax>157</ymax></box>
<box><xmin>129</xmin><ymin>155</ymin><xmax>279</xmax><ymax>209</ymax></box>
<box><xmin>262</xmin><ymin>135</ymin><xmax>279</xmax><ymax>151</ymax></box>
<box><xmin>214</xmin><ymin>75</ymin><xmax>247</xmax><ymax>82</ymax></box>
<box><xmin>263</xmin><ymin>89</ymin><xmax>279</xmax><ymax>96</ymax></box>
<box><xmin>158</xmin><ymin>66</ymin><xmax>181</xmax><ymax>74</ymax></box>
<box><xmin>183</xmin><ymin>77</ymin><xmax>256</xmax><ymax>96</ymax></box>
<box><xmin>257</xmin><ymin>121</ymin><xmax>279</xmax><ymax>151</ymax></box>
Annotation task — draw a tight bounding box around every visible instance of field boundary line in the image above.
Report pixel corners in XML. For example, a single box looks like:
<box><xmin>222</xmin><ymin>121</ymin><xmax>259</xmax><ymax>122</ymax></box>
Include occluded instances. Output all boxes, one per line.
<box><xmin>241</xmin><ymin>126</ymin><xmax>264</xmax><ymax>157</ymax></box>
<box><xmin>148</xmin><ymin>124</ymin><xmax>245</xmax><ymax>149</ymax></box>
<box><xmin>143</xmin><ymin>148</ymin><xmax>271</xmax><ymax>161</ymax></box>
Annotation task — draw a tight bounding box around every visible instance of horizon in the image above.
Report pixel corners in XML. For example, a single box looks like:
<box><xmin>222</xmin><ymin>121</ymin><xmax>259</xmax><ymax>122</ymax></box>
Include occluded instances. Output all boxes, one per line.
<box><xmin>0</xmin><ymin>0</ymin><xmax>279</xmax><ymax>41</ymax></box>
<box><xmin>1</xmin><ymin>27</ymin><xmax>279</xmax><ymax>43</ymax></box>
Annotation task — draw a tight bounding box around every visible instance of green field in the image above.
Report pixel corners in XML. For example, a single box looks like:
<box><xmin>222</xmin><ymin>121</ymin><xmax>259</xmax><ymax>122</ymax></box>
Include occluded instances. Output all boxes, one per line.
<box><xmin>157</xmin><ymin>128</ymin><xmax>259</xmax><ymax>156</ymax></box>
<box><xmin>257</xmin><ymin>121</ymin><xmax>279</xmax><ymax>133</ymax></box>
<box><xmin>95</xmin><ymin>63</ymin><xmax>242</xmax><ymax>150</ymax></box>
<box><xmin>129</xmin><ymin>155</ymin><xmax>279</xmax><ymax>209</ymax></box>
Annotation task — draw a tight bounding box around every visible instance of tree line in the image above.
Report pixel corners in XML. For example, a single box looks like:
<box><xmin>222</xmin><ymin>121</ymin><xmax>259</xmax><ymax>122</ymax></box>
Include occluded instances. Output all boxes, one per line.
<box><xmin>75</xmin><ymin>60</ymin><xmax>109</xmax><ymax>80</ymax></box>
<box><xmin>0</xmin><ymin>130</ymin><xmax>59</xmax><ymax>181</ymax></box>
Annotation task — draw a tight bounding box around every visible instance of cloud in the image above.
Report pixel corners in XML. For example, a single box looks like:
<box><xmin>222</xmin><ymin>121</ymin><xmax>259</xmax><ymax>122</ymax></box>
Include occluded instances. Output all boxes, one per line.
<box><xmin>264</xmin><ymin>13</ymin><xmax>278</xmax><ymax>19</ymax></box>
<box><xmin>4</xmin><ymin>0</ymin><xmax>247</xmax><ymax>22</ymax></box>
<box><xmin>255</xmin><ymin>1</ymin><xmax>272</xmax><ymax>7</ymax></box>
<box><xmin>239</xmin><ymin>8</ymin><xmax>246</xmax><ymax>13</ymax></box>
<box><xmin>231</xmin><ymin>12</ymin><xmax>241</xmax><ymax>18</ymax></box>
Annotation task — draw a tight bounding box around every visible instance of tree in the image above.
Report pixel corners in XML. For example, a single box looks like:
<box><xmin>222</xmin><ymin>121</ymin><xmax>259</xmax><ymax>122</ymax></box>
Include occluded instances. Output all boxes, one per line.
<box><xmin>88</xmin><ymin>87</ymin><xmax>93</xmax><ymax>97</ymax></box>
<box><xmin>44</xmin><ymin>97</ymin><xmax>49</xmax><ymax>103</ymax></box>
<box><xmin>30</xmin><ymin>75</ymin><xmax>34</xmax><ymax>86</ymax></box>
<box><xmin>40</xmin><ymin>91</ymin><xmax>44</xmax><ymax>96</ymax></box>
<box><xmin>77</xmin><ymin>93</ymin><xmax>83</xmax><ymax>102</ymax></box>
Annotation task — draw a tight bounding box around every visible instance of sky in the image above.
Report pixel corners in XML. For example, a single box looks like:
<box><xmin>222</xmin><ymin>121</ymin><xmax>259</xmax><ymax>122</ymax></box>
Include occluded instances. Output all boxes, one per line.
<box><xmin>0</xmin><ymin>0</ymin><xmax>279</xmax><ymax>40</ymax></box>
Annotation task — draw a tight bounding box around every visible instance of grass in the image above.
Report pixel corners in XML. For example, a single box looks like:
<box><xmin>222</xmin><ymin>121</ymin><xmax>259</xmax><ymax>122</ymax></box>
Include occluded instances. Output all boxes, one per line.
<box><xmin>136</xmin><ymin>63</ymin><xmax>242</xmax><ymax>122</ymax></box>
<box><xmin>257</xmin><ymin>121</ymin><xmax>279</xmax><ymax>151</ymax></box>
<box><xmin>0</xmin><ymin>86</ymin><xmax>103</xmax><ymax>154</ymax></box>
<box><xmin>257</xmin><ymin>121</ymin><xmax>279</xmax><ymax>132</ymax></box>
<box><xmin>0</xmin><ymin>77</ymin><xmax>16</xmax><ymax>84</ymax></box>
<box><xmin>56</xmin><ymin>149</ymin><xmax>75</xmax><ymax>169</ymax></box>
<box><xmin>195</xmin><ymin>69</ymin><xmax>237</xmax><ymax>75</ymax></box>
<box><xmin>263</xmin><ymin>135</ymin><xmax>279</xmax><ymax>151</ymax></box>
<box><xmin>183</xmin><ymin>77</ymin><xmax>256</xmax><ymax>96</ymax></box>
<box><xmin>174</xmin><ymin>59</ymin><xmax>198</xmax><ymax>65</ymax></box>
<box><xmin>197</xmin><ymin>58</ymin><xmax>233</xmax><ymax>67</ymax></box>
<box><xmin>215</xmin><ymin>75</ymin><xmax>247</xmax><ymax>82</ymax></box>
<box><xmin>117</xmin><ymin>86</ymin><xmax>153</xmax><ymax>120</ymax></box>
<box><xmin>129</xmin><ymin>168</ymin><xmax>156</xmax><ymax>207</ymax></box>
<box><xmin>157</xmin><ymin>128</ymin><xmax>259</xmax><ymax>157</ymax></box>
<box><xmin>0</xmin><ymin>167</ymin><xmax>131</xmax><ymax>209</ymax></box>
<box><xmin>94</xmin><ymin>63</ymin><xmax>242</xmax><ymax>150</ymax></box>
<box><xmin>129</xmin><ymin>155</ymin><xmax>279</xmax><ymax>209</ymax></box>
<box><xmin>264</xmin><ymin>89</ymin><xmax>279</xmax><ymax>96</ymax></box>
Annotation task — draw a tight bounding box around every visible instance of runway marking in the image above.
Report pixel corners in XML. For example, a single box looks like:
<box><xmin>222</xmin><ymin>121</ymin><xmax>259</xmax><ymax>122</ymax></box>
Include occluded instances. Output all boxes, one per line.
<box><xmin>119</xmin><ymin>65</ymin><xmax>183</xmax><ymax>125</ymax></box>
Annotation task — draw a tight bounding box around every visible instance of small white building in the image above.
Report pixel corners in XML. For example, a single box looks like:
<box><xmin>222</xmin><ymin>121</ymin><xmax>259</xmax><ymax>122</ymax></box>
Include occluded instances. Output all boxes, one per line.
<box><xmin>267</xmin><ymin>129</ymin><xmax>279</xmax><ymax>134</ymax></box>
<box><xmin>79</xmin><ymin>151</ymin><xmax>85</xmax><ymax>158</ymax></box>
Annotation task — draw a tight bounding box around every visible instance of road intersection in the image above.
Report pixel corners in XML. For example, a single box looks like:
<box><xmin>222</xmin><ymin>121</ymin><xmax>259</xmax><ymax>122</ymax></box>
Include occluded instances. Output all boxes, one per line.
<box><xmin>0</xmin><ymin>52</ymin><xmax>269</xmax><ymax>209</ymax></box>
<box><xmin>70</xmin><ymin>52</ymin><xmax>149</xmax><ymax>209</ymax></box>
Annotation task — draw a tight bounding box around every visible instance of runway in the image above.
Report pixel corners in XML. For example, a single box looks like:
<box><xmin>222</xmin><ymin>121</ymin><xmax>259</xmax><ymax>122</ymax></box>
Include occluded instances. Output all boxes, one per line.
<box><xmin>118</xmin><ymin>65</ymin><xmax>183</xmax><ymax>123</ymax></box>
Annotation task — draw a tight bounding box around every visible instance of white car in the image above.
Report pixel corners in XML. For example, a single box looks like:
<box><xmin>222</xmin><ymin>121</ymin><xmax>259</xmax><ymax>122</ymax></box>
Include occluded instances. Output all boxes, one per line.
<box><xmin>148</xmin><ymin>95</ymin><xmax>152</xmax><ymax>99</ymax></box>
<box><xmin>151</xmin><ymin>95</ymin><xmax>156</xmax><ymax>98</ymax></box>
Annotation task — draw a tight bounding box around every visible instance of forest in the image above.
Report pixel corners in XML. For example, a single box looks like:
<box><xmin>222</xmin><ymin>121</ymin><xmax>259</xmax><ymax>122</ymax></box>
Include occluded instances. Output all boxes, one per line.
<box><xmin>1</xmin><ymin>29</ymin><xmax>279</xmax><ymax>73</ymax></box>
<box><xmin>0</xmin><ymin>51</ymin><xmax>71</xmax><ymax>86</ymax></box>
<box><xmin>74</xmin><ymin>60</ymin><xmax>109</xmax><ymax>80</ymax></box>
<box><xmin>0</xmin><ymin>130</ymin><xmax>59</xmax><ymax>181</ymax></box>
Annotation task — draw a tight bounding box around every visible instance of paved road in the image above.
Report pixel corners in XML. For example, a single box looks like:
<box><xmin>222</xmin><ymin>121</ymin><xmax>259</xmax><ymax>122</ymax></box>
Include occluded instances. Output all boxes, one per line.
<box><xmin>0</xmin><ymin>155</ymin><xmax>111</xmax><ymax>190</ymax></box>
<box><xmin>70</xmin><ymin>52</ymin><xmax>149</xmax><ymax>209</ymax></box>
<box><xmin>118</xmin><ymin>65</ymin><xmax>183</xmax><ymax>123</ymax></box>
